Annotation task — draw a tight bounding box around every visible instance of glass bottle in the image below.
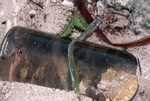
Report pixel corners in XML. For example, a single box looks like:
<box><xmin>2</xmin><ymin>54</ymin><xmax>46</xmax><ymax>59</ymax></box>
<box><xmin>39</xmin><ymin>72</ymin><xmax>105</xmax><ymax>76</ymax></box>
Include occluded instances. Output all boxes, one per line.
<box><xmin>0</xmin><ymin>26</ymin><xmax>138</xmax><ymax>100</ymax></box>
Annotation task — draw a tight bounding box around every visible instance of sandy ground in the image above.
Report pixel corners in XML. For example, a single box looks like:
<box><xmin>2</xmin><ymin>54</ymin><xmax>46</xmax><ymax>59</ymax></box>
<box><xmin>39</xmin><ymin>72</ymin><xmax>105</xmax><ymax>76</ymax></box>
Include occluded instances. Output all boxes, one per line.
<box><xmin>0</xmin><ymin>0</ymin><xmax>150</xmax><ymax>101</ymax></box>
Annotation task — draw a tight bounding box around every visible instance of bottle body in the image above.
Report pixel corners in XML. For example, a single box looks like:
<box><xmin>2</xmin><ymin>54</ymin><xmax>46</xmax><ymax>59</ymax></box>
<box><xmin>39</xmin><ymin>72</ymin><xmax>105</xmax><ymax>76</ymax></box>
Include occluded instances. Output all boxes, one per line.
<box><xmin>0</xmin><ymin>26</ymin><xmax>138</xmax><ymax>100</ymax></box>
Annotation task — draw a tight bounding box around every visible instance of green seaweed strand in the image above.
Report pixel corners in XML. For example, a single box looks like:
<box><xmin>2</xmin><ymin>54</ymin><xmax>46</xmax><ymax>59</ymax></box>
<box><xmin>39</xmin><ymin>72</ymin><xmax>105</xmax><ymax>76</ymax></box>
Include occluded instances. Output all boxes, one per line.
<box><xmin>68</xmin><ymin>16</ymin><xmax>103</xmax><ymax>94</ymax></box>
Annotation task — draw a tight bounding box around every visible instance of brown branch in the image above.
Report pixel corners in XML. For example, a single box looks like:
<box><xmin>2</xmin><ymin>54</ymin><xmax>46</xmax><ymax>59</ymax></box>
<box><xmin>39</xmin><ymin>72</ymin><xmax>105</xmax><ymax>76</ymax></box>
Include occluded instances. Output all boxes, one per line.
<box><xmin>74</xmin><ymin>0</ymin><xmax>150</xmax><ymax>48</ymax></box>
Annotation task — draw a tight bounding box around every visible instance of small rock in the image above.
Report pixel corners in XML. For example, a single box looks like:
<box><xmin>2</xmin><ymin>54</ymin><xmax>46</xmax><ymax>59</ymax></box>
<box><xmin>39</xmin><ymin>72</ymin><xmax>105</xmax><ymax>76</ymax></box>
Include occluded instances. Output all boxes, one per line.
<box><xmin>130</xmin><ymin>0</ymin><xmax>150</xmax><ymax>35</ymax></box>
<box><xmin>29</xmin><ymin>10</ymin><xmax>37</xmax><ymax>19</ymax></box>
<box><xmin>87</xmin><ymin>0</ymin><xmax>92</xmax><ymax>3</ymax></box>
<box><xmin>62</xmin><ymin>0</ymin><xmax>73</xmax><ymax>6</ymax></box>
<box><xmin>51</xmin><ymin>0</ymin><xmax>57</xmax><ymax>3</ymax></box>
<box><xmin>96</xmin><ymin>1</ymin><xmax>105</xmax><ymax>16</ymax></box>
<box><xmin>105</xmin><ymin>0</ymin><xmax>130</xmax><ymax>9</ymax></box>
<box><xmin>5</xmin><ymin>91</ymin><xmax>12</xmax><ymax>99</ymax></box>
<box><xmin>12</xmin><ymin>0</ymin><xmax>21</xmax><ymax>15</ymax></box>
<box><xmin>2</xmin><ymin>86</ymin><xmax>8</xmax><ymax>94</ymax></box>
<box><xmin>55</xmin><ymin>89</ymin><xmax>60</xmax><ymax>92</ymax></box>
<box><xmin>0</xmin><ymin>9</ymin><xmax>4</xmax><ymax>18</ymax></box>
<box><xmin>29</xmin><ymin>10</ymin><xmax>37</xmax><ymax>15</ymax></box>
<box><xmin>105</xmin><ymin>97</ymin><xmax>111</xmax><ymax>101</ymax></box>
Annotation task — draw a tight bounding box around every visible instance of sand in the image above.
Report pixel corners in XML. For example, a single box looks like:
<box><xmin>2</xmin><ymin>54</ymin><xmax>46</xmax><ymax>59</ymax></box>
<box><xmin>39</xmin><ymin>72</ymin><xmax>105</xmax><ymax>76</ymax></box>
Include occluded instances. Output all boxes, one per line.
<box><xmin>0</xmin><ymin>0</ymin><xmax>150</xmax><ymax>101</ymax></box>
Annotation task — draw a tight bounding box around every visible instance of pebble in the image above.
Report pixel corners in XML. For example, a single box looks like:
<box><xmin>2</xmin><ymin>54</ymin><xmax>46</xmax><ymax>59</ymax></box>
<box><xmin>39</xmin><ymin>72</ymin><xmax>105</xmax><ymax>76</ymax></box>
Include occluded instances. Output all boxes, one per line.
<box><xmin>105</xmin><ymin>97</ymin><xmax>111</xmax><ymax>101</ymax></box>
<box><xmin>0</xmin><ymin>9</ymin><xmax>4</xmax><ymax>18</ymax></box>
<box><xmin>62</xmin><ymin>0</ymin><xmax>73</xmax><ymax>6</ymax></box>
<box><xmin>5</xmin><ymin>91</ymin><xmax>12</xmax><ymax>99</ymax></box>
<box><xmin>2</xmin><ymin>86</ymin><xmax>8</xmax><ymax>94</ymax></box>
<box><xmin>105</xmin><ymin>0</ymin><xmax>130</xmax><ymax>8</ymax></box>
<box><xmin>11</xmin><ymin>0</ymin><xmax>21</xmax><ymax>15</ymax></box>
<box><xmin>96</xmin><ymin>1</ymin><xmax>105</xmax><ymax>16</ymax></box>
<box><xmin>29</xmin><ymin>10</ymin><xmax>37</xmax><ymax>15</ymax></box>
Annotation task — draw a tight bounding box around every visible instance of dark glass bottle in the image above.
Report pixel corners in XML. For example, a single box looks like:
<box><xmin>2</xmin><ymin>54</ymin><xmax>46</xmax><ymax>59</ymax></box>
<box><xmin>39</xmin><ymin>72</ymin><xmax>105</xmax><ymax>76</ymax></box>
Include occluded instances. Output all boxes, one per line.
<box><xmin>0</xmin><ymin>26</ymin><xmax>138</xmax><ymax>100</ymax></box>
